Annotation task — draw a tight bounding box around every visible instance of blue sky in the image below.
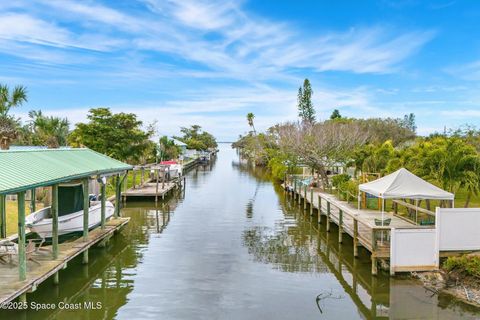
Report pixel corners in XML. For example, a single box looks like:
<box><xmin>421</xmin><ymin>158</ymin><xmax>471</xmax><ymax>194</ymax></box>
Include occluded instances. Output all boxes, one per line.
<box><xmin>1</xmin><ymin>0</ymin><xmax>479</xmax><ymax>140</ymax></box>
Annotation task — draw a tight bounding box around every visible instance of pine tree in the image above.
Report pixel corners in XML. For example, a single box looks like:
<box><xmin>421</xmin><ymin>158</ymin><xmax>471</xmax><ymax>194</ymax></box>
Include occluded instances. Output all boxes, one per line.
<box><xmin>297</xmin><ymin>79</ymin><xmax>316</xmax><ymax>124</ymax></box>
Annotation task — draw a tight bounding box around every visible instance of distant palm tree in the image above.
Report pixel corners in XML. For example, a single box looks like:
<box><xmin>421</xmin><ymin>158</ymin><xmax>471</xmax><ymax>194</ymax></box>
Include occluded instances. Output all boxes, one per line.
<box><xmin>29</xmin><ymin>110</ymin><xmax>70</xmax><ymax>148</ymax></box>
<box><xmin>0</xmin><ymin>84</ymin><xmax>27</xmax><ymax>149</ymax></box>
<box><xmin>246</xmin><ymin>112</ymin><xmax>256</xmax><ymax>135</ymax></box>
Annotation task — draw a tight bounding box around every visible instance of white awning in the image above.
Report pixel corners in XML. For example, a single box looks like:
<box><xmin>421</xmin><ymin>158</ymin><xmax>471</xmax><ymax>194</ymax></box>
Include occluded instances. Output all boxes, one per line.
<box><xmin>359</xmin><ymin>168</ymin><xmax>454</xmax><ymax>200</ymax></box>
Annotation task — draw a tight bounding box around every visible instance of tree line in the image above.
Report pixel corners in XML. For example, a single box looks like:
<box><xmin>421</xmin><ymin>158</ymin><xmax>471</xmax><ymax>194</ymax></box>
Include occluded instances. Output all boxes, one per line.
<box><xmin>0</xmin><ymin>84</ymin><xmax>217</xmax><ymax>164</ymax></box>
<box><xmin>234</xmin><ymin>78</ymin><xmax>480</xmax><ymax>207</ymax></box>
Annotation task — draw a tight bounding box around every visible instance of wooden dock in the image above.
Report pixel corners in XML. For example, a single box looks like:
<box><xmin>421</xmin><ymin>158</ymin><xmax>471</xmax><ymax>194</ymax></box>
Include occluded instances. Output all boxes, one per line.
<box><xmin>285</xmin><ymin>177</ymin><xmax>427</xmax><ymax>275</ymax></box>
<box><xmin>122</xmin><ymin>181</ymin><xmax>179</xmax><ymax>200</ymax></box>
<box><xmin>0</xmin><ymin>217</ymin><xmax>129</xmax><ymax>304</ymax></box>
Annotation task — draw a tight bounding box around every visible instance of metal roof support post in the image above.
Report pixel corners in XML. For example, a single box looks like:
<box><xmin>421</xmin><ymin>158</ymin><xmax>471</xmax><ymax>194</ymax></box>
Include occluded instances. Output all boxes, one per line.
<box><xmin>115</xmin><ymin>174</ymin><xmax>121</xmax><ymax>218</ymax></box>
<box><xmin>17</xmin><ymin>191</ymin><xmax>26</xmax><ymax>281</ymax></box>
<box><xmin>82</xmin><ymin>179</ymin><xmax>89</xmax><ymax>264</ymax></box>
<box><xmin>31</xmin><ymin>188</ymin><xmax>36</xmax><ymax>213</ymax></box>
<box><xmin>0</xmin><ymin>194</ymin><xmax>6</xmax><ymax>238</ymax></box>
<box><xmin>101</xmin><ymin>180</ymin><xmax>106</xmax><ymax>230</ymax></box>
<box><xmin>52</xmin><ymin>185</ymin><xmax>59</xmax><ymax>260</ymax></box>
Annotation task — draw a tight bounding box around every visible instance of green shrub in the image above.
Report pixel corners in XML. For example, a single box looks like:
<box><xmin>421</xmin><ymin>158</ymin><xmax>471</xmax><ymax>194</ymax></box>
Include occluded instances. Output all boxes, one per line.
<box><xmin>332</xmin><ymin>174</ymin><xmax>350</xmax><ymax>188</ymax></box>
<box><xmin>443</xmin><ymin>255</ymin><xmax>480</xmax><ymax>278</ymax></box>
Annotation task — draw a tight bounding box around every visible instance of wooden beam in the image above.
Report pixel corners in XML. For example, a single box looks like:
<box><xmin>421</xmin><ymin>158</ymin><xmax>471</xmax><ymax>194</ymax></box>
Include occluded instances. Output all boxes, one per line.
<box><xmin>17</xmin><ymin>191</ymin><xmax>26</xmax><ymax>281</ymax></box>
<box><xmin>0</xmin><ymin>194</ymin><xmax>6</xmax><ymax>238</ymax></box>
<box><xmin>52</xmin><ymin>184</ymin><xmax>59</xmax><ymax>260</ymax></box>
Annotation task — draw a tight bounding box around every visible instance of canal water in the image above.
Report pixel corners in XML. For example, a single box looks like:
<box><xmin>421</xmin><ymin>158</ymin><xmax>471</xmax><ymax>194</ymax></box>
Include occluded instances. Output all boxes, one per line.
<box><xmin>4</xmin><ymin>143</ymin><xmax>480</xmax><ymax>319</ymax></box>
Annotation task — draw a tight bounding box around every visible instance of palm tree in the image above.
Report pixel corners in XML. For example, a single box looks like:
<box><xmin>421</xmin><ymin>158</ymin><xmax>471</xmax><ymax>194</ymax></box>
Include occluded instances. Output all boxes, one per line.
<box><xmin>246</xmin><ymin>112</ymin><xmax>256</xmax><ymax>135</ymax></box>
<box><xmin>29</xmin><ymin>110</ymin><xmax>70</xmax><ymax>148</ymax></box>
<box><xmin>0</xmin><ymin>84</ymin><xmax>27</xmax><ymax>149</ymax></box>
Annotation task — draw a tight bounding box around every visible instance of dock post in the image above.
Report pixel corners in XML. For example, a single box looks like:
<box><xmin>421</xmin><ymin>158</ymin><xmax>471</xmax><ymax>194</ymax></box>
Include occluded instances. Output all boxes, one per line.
<box><xmin>326</xmin><ymin>201</ymin><xmax>331</xmax><ymax>232</ymax></box>
<box><xmin>115</xmin><ymin>174</ymin><xmax>121</xmax><ymax>218</ymax></box>
<box><xmin>317</xmin><ymin>195</ymin><xmax>322</xmax><ymax>224</ymax></box>
<box><xmin>132</xmin><ymin>170</ymin><xmax>137</xmax><ymax>189</ymax></box>
<box><xmin>83</xmin><ymin>179</ymin><xmax>89</xmax><ymax>264</ymax></box>
<box><xmin>53</xmin><ymin>272</ymin><xmax>59</xmax><ymax>285</ymax></box>
<box><xmin>19</xmin><ymin>293</ymin><xmax>27</xmax><ymax>303</ymax></box>
<box><xmin>353</xmin><ymin>218</ymin><xmax>359</xmax><ymax>257</ymax></box>
<box><xmin>310</xmin><ymin>189</ymin><xmax>314</xmax><ymax>215</ymax></box>
<box><xmin>155</xmin><ymin>169</ymin><xmax>159</xmax><ymax>203</ymax></box>
<box><xmin>52</xmin><ymin>184</ymin><xmax>59</xmax><ymax>260</ymax></box>
<box><xmin>371</xmin><ymin>229</ymin><xmax>378</xmax><ymax>275</ymax></box>
<box><xmin>17</xmin><ymin>191</ymin><xmax>26</xmax><ymax>281</ymax></box>
<box><xmin>31</xmin><ymin>188</ymin><xmax>36</xmax><ymax>213</ymax></box>
<box><xmin>304</xmin><ymin>185</ymin><xmax>307</xmax><ymax>210</ymax></box>
<box><xmin>293</xmin><ymin>179</ymin><xmax>297</xmax><ymax>201</ymax></box>
<box><xmin>0</xmin><ymin>194</ymin><xmax>6</xmax><ymax>238</ymax></box>
<box><xmin>338</xmin><ymin>209</ymin><xmax>343</xmax><ymax>243</ymax></box>
<box><xmin>101</xmin><ymin>180</ymin><xmax>106</xmax><ymax>230</ymax></box>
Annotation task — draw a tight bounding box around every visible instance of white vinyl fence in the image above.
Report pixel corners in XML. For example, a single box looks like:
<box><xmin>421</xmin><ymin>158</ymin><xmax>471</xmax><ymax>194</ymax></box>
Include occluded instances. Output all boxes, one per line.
<box><xmin>390</xmin><ymin>228</ymin><xmax>438</xmax><ymax>274</ymax></box>
<box><xmin>436</xmin><ymin>208</ymin><xmax>480</xmax><ymax>251</ymax></box>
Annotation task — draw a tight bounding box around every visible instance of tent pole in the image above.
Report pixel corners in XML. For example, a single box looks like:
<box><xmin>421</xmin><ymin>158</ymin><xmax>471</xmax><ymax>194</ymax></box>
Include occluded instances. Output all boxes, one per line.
<box><xmin>415</xmin><ymin>199</ymin><xmax>418</xmax><ymax>225</ymax></box>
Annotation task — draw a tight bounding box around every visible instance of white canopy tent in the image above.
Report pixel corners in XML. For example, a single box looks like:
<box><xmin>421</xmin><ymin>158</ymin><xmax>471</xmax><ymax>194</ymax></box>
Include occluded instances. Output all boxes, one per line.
<box><xmin>358</xmin><ymin>168</ymin><xmax>454</xmax><ymax>224</ymax></box>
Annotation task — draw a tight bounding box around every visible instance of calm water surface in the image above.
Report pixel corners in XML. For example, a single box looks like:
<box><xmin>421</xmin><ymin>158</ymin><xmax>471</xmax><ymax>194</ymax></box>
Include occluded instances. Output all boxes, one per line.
<box><xmin>3</xmin><ymin>144</ymin><xmax>480</xmax><ymax>319</ymax></box>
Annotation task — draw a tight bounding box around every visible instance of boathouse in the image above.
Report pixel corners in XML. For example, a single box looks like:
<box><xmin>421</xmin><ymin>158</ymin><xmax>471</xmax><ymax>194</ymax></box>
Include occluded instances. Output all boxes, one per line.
<box><xmin>0</xmin><ymin>148</ymin><xmax>132</xmax><ymax>303</ymax></box>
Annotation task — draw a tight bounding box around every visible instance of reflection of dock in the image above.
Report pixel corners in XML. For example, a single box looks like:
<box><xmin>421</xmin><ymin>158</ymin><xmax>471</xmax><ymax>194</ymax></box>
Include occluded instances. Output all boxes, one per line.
<box><xmin>285</xmin><ymin>176</ymin><xmax>427</xmax><ymax>275</ymax></box>
<box><xmin>0</xmin><ymin>217</ymin><xmax>129</xmax><ymax>305</ymax></box>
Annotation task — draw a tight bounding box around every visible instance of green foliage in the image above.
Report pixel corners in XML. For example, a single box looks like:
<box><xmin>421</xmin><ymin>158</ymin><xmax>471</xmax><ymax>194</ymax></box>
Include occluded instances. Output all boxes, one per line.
<box><xmin>246</xmin><ymin>112</ymin><xmax>256</xmax><ymax>134</ymax></box>
<box><xmin>174</xmin><ymin>125</ymin><xmax>217</xmax><ymax>151</ymax></box>
<box><xmin>158</xmin><ymin>136</ymin><xmax>181</xmax><ymax>160</ymax></box>
<box><xmin>297</xmin><ymin>78</ymin><xmax>316</xmax><ymax>124</ymax></box>
<box><xmin>443</xmin><ymin>255</ymin><xmax>480</xmax><ymax>279</ymax></box>
<box><xmin>19</xmin><ymin>110</ymin><xmax>70</xmax><ymax>148</ymax></box>
<box><xmin>68</xmin><ymin>107</ymin><xmax>153</xmax><ymax>163</ymax></box>
<box><xmin>0</xmin><ymin>84</ymin><xmax>27</xmax><ymax>149</ymax></box>
<box><xmin>330</xmin><ymin>109</ymin><xmax>342</xmax><ymax>120</ymax></box>
<box><xmin>0</xmin><ymin>84</ymin><xmax>27</xmax><ymax>117</ymax></box>
<box><xmin>331</xmin><ymin>173</ymin><xmax>350</xmax><ymax>187</ymax></box>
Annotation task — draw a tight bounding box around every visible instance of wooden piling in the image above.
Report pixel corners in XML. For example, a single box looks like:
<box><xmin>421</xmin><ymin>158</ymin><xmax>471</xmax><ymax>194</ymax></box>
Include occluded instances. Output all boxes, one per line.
<box><xmin>17</xmin><ymin>191</ymin><xmax>26</xmax><ymax>281</ymax></box>
<box><xmin>31</xmin><ymin>188</ymin><xmax>36</xmax><ymax>213</ymax></box>
<box><xmin>371</xmin><ymin>229</ymin><xmax>378</xmax><ymax>275</ymax></box>
<box><xmin>310</xmin><ymin>188</ymin><xmax>314</xmax><ymax>215</ymax></box>
<box><xmin>353</xmin><ymin>218</ymin><xmax>359</xmax><ymax>257</ymax></box>
<box><xmin>339</xmin><ymin>209</ymin><xmax>343</xmax><ymax>243</ymax></box>
<box><xmin>326</xmin><ymin>201</ymin><xmax>331</xmax><ymax>232</ymax></box>
<box><xmin>303</xmin><ymin>186</ymin><xmax>307</xmax><ymax>210</ymax></box>
<box><xmin>317</xmin><ymin>195</ymin><xmax>322</xmax><ymax>224</ymax></box>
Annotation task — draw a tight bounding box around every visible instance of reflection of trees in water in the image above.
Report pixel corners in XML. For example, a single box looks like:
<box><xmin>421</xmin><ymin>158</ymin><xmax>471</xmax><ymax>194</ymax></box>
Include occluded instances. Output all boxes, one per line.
<box><xmin>243</xmin><ymin>223</ymin><xmax>329</xmax><ymax>273</ymax></box>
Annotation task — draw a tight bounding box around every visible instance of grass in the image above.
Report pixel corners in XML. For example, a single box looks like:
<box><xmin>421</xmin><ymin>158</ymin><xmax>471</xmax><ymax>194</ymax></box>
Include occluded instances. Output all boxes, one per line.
<box><xmin>4</xmin><ymin>200</ymin><xmax>43</xmax><ymax>236</ymax></box>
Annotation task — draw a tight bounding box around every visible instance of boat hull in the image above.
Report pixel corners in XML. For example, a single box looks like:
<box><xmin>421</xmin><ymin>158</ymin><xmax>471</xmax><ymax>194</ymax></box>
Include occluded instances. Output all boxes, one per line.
<box><xmin>25</xmin><ymin>201</ymin><xmax>115</xmax><ymax>239</ymax></box>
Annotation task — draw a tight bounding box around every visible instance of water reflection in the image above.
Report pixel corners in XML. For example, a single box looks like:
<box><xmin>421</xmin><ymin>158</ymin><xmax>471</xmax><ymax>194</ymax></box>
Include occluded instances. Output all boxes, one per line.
<box><xmin>3</xmin><ymin>145</ymin><xmax>480</xmax><ymax>319</ymax></box>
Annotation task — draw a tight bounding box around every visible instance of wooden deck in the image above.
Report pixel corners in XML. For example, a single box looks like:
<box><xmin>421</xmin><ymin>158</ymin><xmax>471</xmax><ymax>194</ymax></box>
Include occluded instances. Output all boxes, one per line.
<box><xmin>0</xmin><ymin>217</ymin><xmax>129</xmax><ymax>304</ymax></box>
<box><xmin>285</xmin><ymin>179</ymin><xmax>427</xmax><ymax>274</ymax></box>
<box><xmin>122</xmin><ymin>181</ymin><xmax>178</xmax><ymax>199</ymax></box>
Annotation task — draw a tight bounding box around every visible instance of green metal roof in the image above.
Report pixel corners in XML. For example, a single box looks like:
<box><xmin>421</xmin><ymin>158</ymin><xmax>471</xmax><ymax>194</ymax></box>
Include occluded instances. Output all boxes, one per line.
<box><xmin>0</xmin><ymin>148</ymin><xmax>132</xmax><ymax>195</ymax></box>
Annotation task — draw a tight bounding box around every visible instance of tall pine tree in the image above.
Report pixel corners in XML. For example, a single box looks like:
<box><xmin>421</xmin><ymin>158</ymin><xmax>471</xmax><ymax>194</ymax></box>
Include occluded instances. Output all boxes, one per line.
<box><xmin>297</xmin><ymin>79</ymin><xmax>316</xmax><ymax>124</ymax></box>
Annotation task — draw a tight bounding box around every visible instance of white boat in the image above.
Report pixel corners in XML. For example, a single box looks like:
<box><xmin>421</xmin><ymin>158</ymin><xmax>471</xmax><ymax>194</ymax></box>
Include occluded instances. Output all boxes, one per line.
<box><xmin>25</xmin><ymin>183</ymin><xmax>115</xmax><ymax>239</ymax></box>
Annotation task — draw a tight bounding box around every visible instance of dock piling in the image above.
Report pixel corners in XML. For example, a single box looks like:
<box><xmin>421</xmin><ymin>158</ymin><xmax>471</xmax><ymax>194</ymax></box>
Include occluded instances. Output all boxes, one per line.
<box><xmin>326</xmin><ymin>201</ymin><xmax>331</xmax><ymax>232</ymax></box>
<box><xmin>17</xmin><ymin>191</ymin><xmax>26</xmax><ymax>281</ymax></box>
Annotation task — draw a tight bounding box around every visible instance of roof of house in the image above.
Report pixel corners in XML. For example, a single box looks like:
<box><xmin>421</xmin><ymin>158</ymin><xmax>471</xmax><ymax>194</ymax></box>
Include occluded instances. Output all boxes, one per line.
<box><xmin>359</xmin><ymin>168</ymin><xmax>454</xmax><ymax>200</ymax></box>
<box><xmin>0</xmin><ymin>148</ymin><xmax>132</xmax><ymax>195</ymax></box>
